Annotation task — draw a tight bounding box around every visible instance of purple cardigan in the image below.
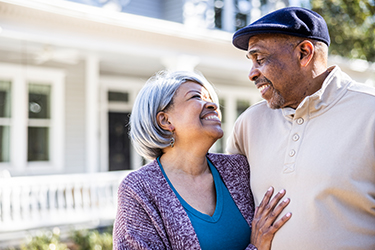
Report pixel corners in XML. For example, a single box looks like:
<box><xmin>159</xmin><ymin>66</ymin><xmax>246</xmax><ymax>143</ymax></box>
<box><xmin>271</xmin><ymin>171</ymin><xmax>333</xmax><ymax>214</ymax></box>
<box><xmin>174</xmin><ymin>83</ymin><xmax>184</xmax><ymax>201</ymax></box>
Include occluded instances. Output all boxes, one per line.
<box><xmin>113</xmin><ymin>153</ymin><xmax>257</xmax><ymax>250</ymax></box>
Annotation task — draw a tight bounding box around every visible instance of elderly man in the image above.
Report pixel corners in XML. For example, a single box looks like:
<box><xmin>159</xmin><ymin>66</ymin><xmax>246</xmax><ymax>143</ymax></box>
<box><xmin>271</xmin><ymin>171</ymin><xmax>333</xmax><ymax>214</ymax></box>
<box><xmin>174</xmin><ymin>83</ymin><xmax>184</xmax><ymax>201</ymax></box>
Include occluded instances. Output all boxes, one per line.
<box><xmin>227</xmin><ymin>7</ymin><xmax>375</xmax><ymax>250</ymax></box>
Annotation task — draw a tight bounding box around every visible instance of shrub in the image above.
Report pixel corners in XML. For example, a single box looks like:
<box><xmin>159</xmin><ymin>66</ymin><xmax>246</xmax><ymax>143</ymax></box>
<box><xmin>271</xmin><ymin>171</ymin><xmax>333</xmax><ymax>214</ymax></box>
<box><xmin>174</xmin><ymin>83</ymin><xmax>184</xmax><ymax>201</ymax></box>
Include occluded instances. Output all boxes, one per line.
<box><xmin>20</xmin><ymin>228</ymin><xmax>68</xmax><ymax>250</ymax></box>
<box><xmin>70</xmin><ymin>228</ymin><xmax>112</xmax><ymax>250</ymax></box>
<box><xmin>12</xmin><ymin>227</ymin><xmax>112</xmax><ymax>250</ymax></box>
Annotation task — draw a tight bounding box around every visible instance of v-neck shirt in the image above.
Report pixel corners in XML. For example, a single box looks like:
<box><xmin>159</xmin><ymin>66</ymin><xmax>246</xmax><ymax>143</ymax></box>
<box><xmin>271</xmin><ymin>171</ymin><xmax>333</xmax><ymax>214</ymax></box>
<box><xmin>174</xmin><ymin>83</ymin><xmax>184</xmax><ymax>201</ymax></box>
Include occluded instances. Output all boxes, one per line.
<box><xmin>157</xmin><ymin>157</ymin><xmax>251</xmax><ymax>250</ymax></box>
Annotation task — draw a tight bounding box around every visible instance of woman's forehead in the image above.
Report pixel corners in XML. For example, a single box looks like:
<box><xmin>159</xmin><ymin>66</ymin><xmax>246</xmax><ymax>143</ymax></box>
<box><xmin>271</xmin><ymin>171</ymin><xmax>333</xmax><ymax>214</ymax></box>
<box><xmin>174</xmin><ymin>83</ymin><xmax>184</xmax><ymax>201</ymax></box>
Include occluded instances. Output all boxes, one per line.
<box><xmin>179</xmin><ymin>81</ymin><xmax>207</xmax><ymax>93</ymax></box>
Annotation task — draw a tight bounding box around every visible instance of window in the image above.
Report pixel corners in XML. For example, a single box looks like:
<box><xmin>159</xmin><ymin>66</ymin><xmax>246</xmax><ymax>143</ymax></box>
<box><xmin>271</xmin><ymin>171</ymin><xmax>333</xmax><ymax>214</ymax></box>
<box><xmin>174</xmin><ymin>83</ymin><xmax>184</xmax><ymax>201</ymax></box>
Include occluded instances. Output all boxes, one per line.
<box><xmin>214</xmin><ymin>0</ymin><xmax>251</xmax><ymax>31</ymax></box>
<box><xmin>0</xmin><ymin>63</ymin><xmax>65</xmax><ymax>175</ymax></box>
<box><xmin>28</xmin><ymin>84</ymin><xmax>51</xmax><ymax>162</ymax></box>
<box><xmin>214</xmin><ymin>0</ymin><xmax>224</xmax><ymax>29</ymax></box>
<box><xmin>235</xmin><ymin>0</ymin><xmax>251</xmax><ymax>30</ymax></box>
<box><xmin>108</xmin><ymin>91</ymin><xmax>129</xmax><ymax>103</ymax></box>
<box><xmin>0</xmin><ymin>81</ymin><xmax>11</xmax><ymax>162</ymax></box>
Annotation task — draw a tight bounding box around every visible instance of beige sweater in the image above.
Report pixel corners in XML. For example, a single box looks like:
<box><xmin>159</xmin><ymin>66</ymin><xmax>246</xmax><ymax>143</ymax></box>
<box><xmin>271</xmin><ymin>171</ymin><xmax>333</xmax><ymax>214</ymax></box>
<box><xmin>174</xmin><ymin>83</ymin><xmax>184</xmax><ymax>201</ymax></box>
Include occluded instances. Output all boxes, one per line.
<box><xmin>227</xmin><ymin>66</ymin><xmax>375</xmax><ymax>250</ymax></box>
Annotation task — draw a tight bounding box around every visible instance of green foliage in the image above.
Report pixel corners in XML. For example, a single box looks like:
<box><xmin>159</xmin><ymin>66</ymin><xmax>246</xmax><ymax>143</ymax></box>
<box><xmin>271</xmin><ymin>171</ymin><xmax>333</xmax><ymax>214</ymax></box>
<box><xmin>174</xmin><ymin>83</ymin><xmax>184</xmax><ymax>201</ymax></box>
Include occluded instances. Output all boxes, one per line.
<box><xmin>12</xmin><ymin>227</ymin><xmax>112</xmax><ymax>250</ymax></box>
<box><xmin>20</xmin><ymin>229</ymin><xmax>68</xmax><ymax>250</ymax></box>
<box><xmin>71</xmin><ymin>229</ymin><xmax>113</xmax><ymax>250</ymax></box>
<box><xmin>311</xmin><ymin>0</ymin><xmax>375</xmax><ymax>62</ymax></box>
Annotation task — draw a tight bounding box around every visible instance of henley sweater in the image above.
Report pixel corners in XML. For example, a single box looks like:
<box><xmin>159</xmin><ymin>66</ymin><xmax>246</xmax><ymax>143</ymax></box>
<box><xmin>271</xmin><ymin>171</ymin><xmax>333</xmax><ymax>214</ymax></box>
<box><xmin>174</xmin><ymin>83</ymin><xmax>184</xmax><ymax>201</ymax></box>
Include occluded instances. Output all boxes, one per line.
<box><xmin>227</xmin><ymin>66</ymin><xmax>375</xmax><ymax>250</ymax></box>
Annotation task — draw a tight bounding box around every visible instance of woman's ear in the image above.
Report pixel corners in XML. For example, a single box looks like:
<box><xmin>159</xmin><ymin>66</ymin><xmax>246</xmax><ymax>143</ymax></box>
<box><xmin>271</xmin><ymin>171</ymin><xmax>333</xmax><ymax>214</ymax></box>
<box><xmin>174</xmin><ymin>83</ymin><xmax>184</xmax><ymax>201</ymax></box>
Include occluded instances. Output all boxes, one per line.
<box><xmin>156</xmin><ymin>111</ymin><xmax>175</xmax><ymax>132</ymax></box>
<box><xmin>297</xmin><ymin>40</ymin><xmax>314</xmax><ymax>67</ymax></box>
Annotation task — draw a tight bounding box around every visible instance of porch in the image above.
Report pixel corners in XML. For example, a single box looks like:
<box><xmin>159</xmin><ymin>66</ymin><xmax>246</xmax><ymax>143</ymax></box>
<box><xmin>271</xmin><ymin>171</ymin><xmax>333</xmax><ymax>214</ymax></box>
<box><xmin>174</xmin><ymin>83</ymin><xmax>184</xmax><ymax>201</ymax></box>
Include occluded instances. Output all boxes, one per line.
<box><xmin>0</xmin><ymin>170</ymin><xmax>131</xmax><ymax>246</ymax></box>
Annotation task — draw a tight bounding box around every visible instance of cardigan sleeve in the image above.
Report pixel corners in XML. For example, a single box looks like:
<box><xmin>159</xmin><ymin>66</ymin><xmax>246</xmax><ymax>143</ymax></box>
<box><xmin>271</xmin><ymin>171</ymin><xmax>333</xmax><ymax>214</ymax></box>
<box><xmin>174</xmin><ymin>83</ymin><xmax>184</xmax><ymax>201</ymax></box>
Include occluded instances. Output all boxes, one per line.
<box><xmin>245</xmin><ymin>244</ymin><xmax>258</xmax><ymax>250</ymax></box>
<box><xmin>113</xmin><ymin>179</ymin><xmax>168</xmax><ymax>250</ymax></box>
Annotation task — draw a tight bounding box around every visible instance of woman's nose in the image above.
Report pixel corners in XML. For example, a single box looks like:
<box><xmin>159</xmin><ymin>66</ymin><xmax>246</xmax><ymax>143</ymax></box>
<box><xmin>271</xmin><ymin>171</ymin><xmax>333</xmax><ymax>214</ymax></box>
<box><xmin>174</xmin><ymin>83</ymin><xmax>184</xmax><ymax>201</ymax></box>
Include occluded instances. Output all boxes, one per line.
<box><xmin>205</xmin><ymin>101</ymin><xmax>218</xmax><ymax>110</ymax></box>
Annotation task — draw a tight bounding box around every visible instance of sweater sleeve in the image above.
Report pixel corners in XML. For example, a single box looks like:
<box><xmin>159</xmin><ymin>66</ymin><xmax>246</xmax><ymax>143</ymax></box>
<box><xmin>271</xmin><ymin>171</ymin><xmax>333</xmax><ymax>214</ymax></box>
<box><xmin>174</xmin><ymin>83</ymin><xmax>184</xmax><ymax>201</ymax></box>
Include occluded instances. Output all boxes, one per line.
<box><xmin>246</xmin><ymin>244</ymin><xmax>258</xmax><ymax>250</ymax></box>
<box><xmin>113</xmin><ymin>179</ymin><xmax>167</xmax><ymax>250</ymax></box>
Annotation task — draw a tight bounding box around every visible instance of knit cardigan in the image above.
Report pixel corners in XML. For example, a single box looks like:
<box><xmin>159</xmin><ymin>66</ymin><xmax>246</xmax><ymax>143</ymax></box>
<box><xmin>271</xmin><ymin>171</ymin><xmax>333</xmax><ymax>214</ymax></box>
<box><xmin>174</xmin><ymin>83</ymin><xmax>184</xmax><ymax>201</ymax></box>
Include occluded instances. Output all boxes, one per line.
<box><xmin>113</xmin><ymin>153</ymin><xmax>257</xmax><ymax>250</ymax></box>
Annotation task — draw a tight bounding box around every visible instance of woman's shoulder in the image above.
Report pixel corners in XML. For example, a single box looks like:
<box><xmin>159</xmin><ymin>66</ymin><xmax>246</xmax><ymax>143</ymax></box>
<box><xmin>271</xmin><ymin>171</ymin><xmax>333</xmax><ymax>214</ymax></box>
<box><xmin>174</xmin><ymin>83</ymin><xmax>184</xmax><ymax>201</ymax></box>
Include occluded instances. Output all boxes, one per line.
<box><xmin>207</xmin><ymin>153</ymin><xmax>250</xmax><ymax>178</ymax></box>
<box><xmin>207</xmin><ymin>153</ymin><xmax>248</xmax><ymax>166</ymax></box>
<box><xmin>119</xmin><ymin>159</ymin><xmax>162</xmax><ymax>191</ymax></box>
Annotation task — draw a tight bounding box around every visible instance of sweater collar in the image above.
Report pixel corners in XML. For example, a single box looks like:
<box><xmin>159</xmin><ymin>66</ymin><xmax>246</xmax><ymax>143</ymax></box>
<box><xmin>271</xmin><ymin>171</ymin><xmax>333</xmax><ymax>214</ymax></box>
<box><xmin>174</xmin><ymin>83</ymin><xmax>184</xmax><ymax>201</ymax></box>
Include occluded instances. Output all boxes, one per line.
<box><xmin>281</xmin><ymin>65</ymin><xmax>352</xmax><ymax>120</ymax></box>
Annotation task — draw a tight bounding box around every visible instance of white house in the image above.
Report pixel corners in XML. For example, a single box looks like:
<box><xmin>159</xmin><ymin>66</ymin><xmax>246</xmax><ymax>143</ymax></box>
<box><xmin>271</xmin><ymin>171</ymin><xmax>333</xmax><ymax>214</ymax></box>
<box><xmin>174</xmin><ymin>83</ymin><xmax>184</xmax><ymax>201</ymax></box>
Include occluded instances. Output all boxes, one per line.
<box><xmin>0</xmin><ymin>0</ymin><xmax>374</xmax><ymax>245</ymax></box>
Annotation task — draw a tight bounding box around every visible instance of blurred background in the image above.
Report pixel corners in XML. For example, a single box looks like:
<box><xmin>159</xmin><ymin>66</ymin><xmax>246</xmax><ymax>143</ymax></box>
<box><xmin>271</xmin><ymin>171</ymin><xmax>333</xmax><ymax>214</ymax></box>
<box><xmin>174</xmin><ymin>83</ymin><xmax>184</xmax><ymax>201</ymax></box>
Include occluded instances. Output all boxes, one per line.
<box><xmin>0</xmin><ymin>0</ymin><xmax>374</xmax><ymax>248</ymax></box>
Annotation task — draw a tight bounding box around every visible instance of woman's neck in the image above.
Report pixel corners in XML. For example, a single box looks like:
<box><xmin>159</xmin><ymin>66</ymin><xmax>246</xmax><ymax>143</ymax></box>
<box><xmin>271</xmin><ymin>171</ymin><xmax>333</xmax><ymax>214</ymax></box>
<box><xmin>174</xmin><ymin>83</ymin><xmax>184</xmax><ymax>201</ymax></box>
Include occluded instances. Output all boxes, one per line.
<box><xmin>159</xmin><ymin>147</ymin><xmax>210</xmax><ymax>176</ymax></box>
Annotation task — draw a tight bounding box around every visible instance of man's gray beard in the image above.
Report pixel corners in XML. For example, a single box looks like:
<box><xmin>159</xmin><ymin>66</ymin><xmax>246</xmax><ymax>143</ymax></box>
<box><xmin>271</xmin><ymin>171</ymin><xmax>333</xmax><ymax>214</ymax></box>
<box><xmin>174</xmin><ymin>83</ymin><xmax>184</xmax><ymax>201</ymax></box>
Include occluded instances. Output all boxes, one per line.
<box><xmin>266</xmin><ymin>88</ymin><xmax>285</xmax><ymax>109</ymax></box>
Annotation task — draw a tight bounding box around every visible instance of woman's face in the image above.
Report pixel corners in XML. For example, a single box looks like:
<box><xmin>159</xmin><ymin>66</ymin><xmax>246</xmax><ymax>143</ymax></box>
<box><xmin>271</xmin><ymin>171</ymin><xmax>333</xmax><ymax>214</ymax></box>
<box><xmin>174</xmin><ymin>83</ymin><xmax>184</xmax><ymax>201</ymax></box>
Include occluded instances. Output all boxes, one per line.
<box><xmin>165</xmin><ymin>81</ymin><xmax>223</xmax><ymax>146</ymax></box>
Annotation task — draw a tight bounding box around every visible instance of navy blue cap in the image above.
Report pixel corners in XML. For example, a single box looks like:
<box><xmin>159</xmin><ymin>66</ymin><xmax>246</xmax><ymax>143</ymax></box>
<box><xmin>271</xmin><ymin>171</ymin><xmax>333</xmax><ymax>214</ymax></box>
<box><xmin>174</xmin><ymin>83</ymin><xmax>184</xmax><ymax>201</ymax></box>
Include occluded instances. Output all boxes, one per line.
<box><xmin>232</xmin><ymin>7</ymin><xmax>330</xmax><ymax>50</ymax></box>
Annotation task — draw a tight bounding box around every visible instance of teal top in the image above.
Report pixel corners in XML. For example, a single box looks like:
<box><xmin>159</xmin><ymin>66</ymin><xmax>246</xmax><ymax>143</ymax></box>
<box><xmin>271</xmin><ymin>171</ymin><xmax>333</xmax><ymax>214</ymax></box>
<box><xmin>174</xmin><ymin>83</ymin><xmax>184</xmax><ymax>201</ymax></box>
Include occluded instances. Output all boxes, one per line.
<box><xmin>157</xmin><ymin>157</ymin><xmax>251</xmax><ymax>250</ymax></box>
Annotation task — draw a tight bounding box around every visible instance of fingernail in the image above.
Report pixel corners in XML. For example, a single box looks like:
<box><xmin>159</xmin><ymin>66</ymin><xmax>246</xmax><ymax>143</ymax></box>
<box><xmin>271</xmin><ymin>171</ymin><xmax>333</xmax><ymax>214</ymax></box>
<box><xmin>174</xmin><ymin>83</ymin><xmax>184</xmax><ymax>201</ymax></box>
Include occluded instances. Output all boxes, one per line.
<box><xmin>286</xmin><ymin>212</ymin><xmax>292</xmax><ymax>217</ymax></box>
<box><xmin>283</xmin><ymin>198</ymin><xmax>290</xmax><ymax>203</ymax></box>
<box><xmin>279</xmin><ymin>189</ymin><xmax>285</xmax><ymax>194</ymax></box>
<box><xmin>268</xmin><ymin>187</ymin><xmax>273</xmax><ymax>192</ymax></box>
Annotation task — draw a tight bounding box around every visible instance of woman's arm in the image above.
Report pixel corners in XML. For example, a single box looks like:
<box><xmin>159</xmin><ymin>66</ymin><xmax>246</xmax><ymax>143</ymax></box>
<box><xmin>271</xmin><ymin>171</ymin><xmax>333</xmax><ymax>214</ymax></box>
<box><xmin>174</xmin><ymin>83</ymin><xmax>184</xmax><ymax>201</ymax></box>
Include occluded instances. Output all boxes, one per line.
<box><xmin>113</xmin><ymin>181</ymin><xmax>167</xmax><ymax>250</ymax></box>
<box><xmin>250</xmin><ymin>187</ymin><xmax>292</xmax><ymax>250</ymax></box>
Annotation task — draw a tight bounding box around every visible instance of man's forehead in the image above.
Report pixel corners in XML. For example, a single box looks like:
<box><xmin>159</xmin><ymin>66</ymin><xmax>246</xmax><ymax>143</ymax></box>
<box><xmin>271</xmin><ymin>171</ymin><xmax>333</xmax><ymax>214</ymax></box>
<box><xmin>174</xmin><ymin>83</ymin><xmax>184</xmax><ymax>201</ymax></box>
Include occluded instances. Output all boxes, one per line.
<box><xmin>247</xmin><ymin>36</ymin><xmax>270</xmax><ymax>53</ymax></box>
<box><xmin>247</xmin><ymin>34</ymin><xmax>293</xmax><ymax>52</ymax></box>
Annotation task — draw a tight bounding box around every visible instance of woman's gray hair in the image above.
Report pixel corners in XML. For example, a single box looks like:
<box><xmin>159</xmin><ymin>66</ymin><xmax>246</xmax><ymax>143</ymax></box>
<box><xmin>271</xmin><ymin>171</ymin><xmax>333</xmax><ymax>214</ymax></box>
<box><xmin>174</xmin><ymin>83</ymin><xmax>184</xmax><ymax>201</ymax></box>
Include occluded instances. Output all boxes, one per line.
<box><xmin>129</xmin><ymin>70</ymin><xmax>220</xmax><ymax>160</ymax></box>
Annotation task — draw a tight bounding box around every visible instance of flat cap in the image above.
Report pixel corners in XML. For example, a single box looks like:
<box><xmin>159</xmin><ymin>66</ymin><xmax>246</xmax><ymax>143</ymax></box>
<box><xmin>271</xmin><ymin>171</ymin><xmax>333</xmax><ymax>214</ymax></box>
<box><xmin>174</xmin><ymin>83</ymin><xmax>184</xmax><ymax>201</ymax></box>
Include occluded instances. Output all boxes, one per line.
<box><xmin>232</xmin><ymin>7</ymin><xmax>330</xmax><ymax>50</ymax></box>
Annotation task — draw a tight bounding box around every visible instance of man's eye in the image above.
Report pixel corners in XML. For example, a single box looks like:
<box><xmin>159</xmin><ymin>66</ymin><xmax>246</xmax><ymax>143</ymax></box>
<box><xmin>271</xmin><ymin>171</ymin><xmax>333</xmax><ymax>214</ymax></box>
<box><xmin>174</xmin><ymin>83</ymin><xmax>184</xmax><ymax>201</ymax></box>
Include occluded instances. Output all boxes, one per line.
<box><xmin>192</xmin><ymin>95</ymin><xmax>201</xmax><ymax>99</ymax></box>
<box><xmin>257</xmin><ymin>58</ymin><xmax>264</xmax><ymax>64</ymax></box>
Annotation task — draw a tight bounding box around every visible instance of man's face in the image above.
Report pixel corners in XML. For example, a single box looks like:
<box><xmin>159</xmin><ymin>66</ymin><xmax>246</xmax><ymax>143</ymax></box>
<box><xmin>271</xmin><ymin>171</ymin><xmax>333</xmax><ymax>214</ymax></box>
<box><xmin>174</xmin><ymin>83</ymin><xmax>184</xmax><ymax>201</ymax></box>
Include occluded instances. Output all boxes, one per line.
<box><xmin>246</xmin><ymin>34</ymin><xmax>305</xmax><ymax>109</ymax></box>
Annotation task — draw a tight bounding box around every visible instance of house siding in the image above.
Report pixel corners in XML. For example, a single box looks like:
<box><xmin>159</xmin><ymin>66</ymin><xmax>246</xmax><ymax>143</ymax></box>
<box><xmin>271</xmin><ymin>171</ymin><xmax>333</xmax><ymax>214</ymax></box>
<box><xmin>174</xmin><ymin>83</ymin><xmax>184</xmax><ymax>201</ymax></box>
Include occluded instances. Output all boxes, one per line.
<box><xmin>163</xmin><ymin>0</ymin><xmax>184</xmax><ymax>23</ymax></box>
<box><xmin>123</xmin><ymin>0</ymin><xmax>163</xmax><ymax>19</ymax></box>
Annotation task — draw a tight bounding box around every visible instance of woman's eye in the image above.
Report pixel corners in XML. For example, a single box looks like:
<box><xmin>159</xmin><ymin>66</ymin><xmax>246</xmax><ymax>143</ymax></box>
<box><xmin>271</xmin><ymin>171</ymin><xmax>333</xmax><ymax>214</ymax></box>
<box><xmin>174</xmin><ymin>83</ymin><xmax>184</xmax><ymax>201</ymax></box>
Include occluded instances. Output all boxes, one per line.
<box><xmin>192</xmin><ymin>95</ymin><xmax>201</xmax><ymax>99</ymax></box>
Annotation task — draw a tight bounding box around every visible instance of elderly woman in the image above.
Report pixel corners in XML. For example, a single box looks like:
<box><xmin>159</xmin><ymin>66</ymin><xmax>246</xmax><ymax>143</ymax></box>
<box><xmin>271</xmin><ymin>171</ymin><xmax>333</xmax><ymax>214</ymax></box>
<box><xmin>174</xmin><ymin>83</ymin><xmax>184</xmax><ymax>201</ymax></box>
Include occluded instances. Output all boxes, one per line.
<box><xmin>113</xmin><ymin>71</ymin><xmax>291</xmax><ymax>250</ymax></box>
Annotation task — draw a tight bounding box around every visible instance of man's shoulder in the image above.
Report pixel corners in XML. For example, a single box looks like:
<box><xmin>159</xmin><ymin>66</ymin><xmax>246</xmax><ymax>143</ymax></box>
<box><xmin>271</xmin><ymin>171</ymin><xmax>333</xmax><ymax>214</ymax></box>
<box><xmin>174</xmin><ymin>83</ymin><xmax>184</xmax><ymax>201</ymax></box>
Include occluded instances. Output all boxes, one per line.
<box><xmin>346</xmin><ymin>82</ymin><xmax>375</xmax><ymax>111</ymax></box>
<box><xmin>245</xmin><ymin>99</ymin><xmax>269</xmax><ymax>112</ymax></box>
<box><xmin>236</xmin><ymin>100</ymin><xmax>280</xmax><ymax>125</ymax></box>
<box><xmin>347</xmin><ymin>82</ymin><xmax>375</xmax><ymax>98</ymax></box>
<box><xmin>237</xmin><ymin>100</ymin><xmax>267</xmax><ymax>120</ymax></box>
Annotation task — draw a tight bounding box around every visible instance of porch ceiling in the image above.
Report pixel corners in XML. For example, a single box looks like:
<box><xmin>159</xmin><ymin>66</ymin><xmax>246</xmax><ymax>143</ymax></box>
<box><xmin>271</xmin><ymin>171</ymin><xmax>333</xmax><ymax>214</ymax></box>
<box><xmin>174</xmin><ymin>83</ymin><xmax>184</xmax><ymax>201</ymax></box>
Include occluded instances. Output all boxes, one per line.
<box><xmin>0</xmin><ymin>0</ymin><xmax>252</xmax><ymax>86</ymax></box>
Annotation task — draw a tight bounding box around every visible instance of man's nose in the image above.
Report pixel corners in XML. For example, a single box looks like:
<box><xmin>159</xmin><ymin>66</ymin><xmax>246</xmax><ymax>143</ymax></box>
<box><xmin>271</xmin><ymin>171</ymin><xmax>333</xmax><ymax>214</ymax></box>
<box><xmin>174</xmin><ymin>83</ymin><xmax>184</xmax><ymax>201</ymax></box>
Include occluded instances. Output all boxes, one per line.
<box><xmin>249</xmin><ymin>67</ymin><xmax>261</xmax><ymax>82</ymax></box>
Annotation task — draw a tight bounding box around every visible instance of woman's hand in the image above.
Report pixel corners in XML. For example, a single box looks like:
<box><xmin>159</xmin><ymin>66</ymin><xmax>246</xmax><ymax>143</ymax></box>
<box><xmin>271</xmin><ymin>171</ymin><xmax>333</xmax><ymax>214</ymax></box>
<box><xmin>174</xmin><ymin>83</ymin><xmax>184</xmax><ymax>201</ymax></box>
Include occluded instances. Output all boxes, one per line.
<box><xmin>250</xmin><ymin>187</ymin><xmax>291</xmax><ymax>250</ymax></box>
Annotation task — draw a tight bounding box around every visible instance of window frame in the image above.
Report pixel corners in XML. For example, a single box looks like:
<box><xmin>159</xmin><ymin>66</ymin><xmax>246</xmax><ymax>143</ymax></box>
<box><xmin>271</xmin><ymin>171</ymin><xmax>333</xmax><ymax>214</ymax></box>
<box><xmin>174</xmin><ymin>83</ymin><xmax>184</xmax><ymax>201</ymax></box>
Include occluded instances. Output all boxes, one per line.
<box><xmin>0</xmin><ymin>63</ymin><xmax>65</xmax><ymax>176</ymax></box>
<box><xmin>99</xmin><ymin>76</ymin><xmax>145</xmax><ymax>171</ymax></box>
<box><xmin>0</xmin><ymin>80</ymin><xmax>12</xmax><ymax>162</ymax></box>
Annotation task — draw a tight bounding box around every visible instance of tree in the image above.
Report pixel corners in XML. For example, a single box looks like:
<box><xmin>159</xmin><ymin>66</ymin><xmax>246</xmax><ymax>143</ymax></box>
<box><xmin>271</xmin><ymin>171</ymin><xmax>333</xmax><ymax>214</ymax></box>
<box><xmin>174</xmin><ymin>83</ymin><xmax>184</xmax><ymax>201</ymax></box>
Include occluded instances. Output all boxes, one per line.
<box><xmin>310</xmin><ymin>0</ymin><xmax>375</xmax><ymax>62</ymax></box>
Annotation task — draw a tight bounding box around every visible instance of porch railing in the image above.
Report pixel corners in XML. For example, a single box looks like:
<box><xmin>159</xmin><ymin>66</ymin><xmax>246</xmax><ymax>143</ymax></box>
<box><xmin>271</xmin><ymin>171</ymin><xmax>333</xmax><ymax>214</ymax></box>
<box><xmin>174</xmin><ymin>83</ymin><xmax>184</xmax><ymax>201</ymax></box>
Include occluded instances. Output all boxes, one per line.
<box><xmin>0</xmin><ymin>171</ymin><xmax>131</xmax><ymax>241</ymax></box>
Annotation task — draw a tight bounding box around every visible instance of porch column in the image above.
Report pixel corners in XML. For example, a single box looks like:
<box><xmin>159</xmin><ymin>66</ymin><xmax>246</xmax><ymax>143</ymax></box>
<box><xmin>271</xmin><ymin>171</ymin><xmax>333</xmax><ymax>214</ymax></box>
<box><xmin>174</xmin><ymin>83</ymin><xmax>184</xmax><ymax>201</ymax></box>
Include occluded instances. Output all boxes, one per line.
<box><xmin>85</xmin><ymin>55</ymin><xmax>100</xmax><ymax>173</ymax></box>
<box><xmin>222</xmin><ymin>0</ymin><xmax>235</xmax><ymax>32</ymax></box>
<box><xmin>11</xmin><ymin>74</ymin><xmax>27</xmax><ymax>173</ymax></box>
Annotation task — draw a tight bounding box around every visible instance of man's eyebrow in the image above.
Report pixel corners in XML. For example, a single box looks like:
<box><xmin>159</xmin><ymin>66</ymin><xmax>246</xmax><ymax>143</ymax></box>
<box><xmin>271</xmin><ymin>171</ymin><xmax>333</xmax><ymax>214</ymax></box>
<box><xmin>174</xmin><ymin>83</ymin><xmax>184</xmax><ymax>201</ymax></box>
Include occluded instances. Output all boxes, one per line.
<box><xmin>246</xmin><ymin>49</ymin><xmax>259</xmax><ymax>59</ymax></box>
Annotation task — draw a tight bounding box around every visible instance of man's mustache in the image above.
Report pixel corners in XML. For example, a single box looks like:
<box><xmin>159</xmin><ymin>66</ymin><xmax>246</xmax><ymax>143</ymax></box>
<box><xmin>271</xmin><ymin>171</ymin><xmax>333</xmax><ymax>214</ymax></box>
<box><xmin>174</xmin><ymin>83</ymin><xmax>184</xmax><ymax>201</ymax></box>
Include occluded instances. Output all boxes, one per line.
<box><xmin>255</xmin><ymin>77</ymin><xmax>272</xmax><ymax>86</ymax></box>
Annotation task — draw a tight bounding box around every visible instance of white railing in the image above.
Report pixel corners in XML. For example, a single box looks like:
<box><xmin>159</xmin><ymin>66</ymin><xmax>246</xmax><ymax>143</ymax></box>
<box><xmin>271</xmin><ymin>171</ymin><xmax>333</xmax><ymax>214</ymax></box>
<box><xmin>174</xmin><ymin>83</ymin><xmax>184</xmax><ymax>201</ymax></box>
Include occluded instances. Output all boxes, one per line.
<box><xmin>0</xmin><ymin>171</ymin><xmax>131</xmax><ymax>240</ymax></box>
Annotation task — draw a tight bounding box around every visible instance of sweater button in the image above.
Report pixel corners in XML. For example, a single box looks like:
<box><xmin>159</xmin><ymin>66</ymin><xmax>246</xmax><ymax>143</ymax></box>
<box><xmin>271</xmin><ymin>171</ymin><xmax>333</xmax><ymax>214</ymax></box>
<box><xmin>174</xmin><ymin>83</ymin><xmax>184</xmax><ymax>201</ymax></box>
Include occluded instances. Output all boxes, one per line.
<box><xmin>296</xmin><ymin>118</ymin><xmax>304</xmax><ymax>125</ymax></box>
<box><xmin>292</xmin><ymin>134</ymin><xmax>300</xmax><ymax>141</ymax></box>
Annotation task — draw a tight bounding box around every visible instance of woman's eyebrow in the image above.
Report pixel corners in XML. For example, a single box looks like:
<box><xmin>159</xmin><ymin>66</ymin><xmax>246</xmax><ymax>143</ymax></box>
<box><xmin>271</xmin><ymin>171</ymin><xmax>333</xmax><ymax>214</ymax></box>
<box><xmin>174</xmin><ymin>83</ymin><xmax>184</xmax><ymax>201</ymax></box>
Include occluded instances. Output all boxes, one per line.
<box><xmin>184</xmin><ymin>89</ymin><xmax>201</xmax><ymax>97</ymax></box>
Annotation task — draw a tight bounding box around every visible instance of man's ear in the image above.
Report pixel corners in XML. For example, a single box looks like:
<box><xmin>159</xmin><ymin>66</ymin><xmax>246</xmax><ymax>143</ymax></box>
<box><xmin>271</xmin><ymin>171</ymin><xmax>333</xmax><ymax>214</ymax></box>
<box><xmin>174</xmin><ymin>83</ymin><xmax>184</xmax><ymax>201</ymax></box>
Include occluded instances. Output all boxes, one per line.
<box><xmin>297</xmin><ymin>40</ymin><xmax>314</xmax><ymax>67</ymax></box>
<box><xmin>156</xmin><ymin>111</ymin><xmax>175</xmax><ymax>132</ymax></box>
